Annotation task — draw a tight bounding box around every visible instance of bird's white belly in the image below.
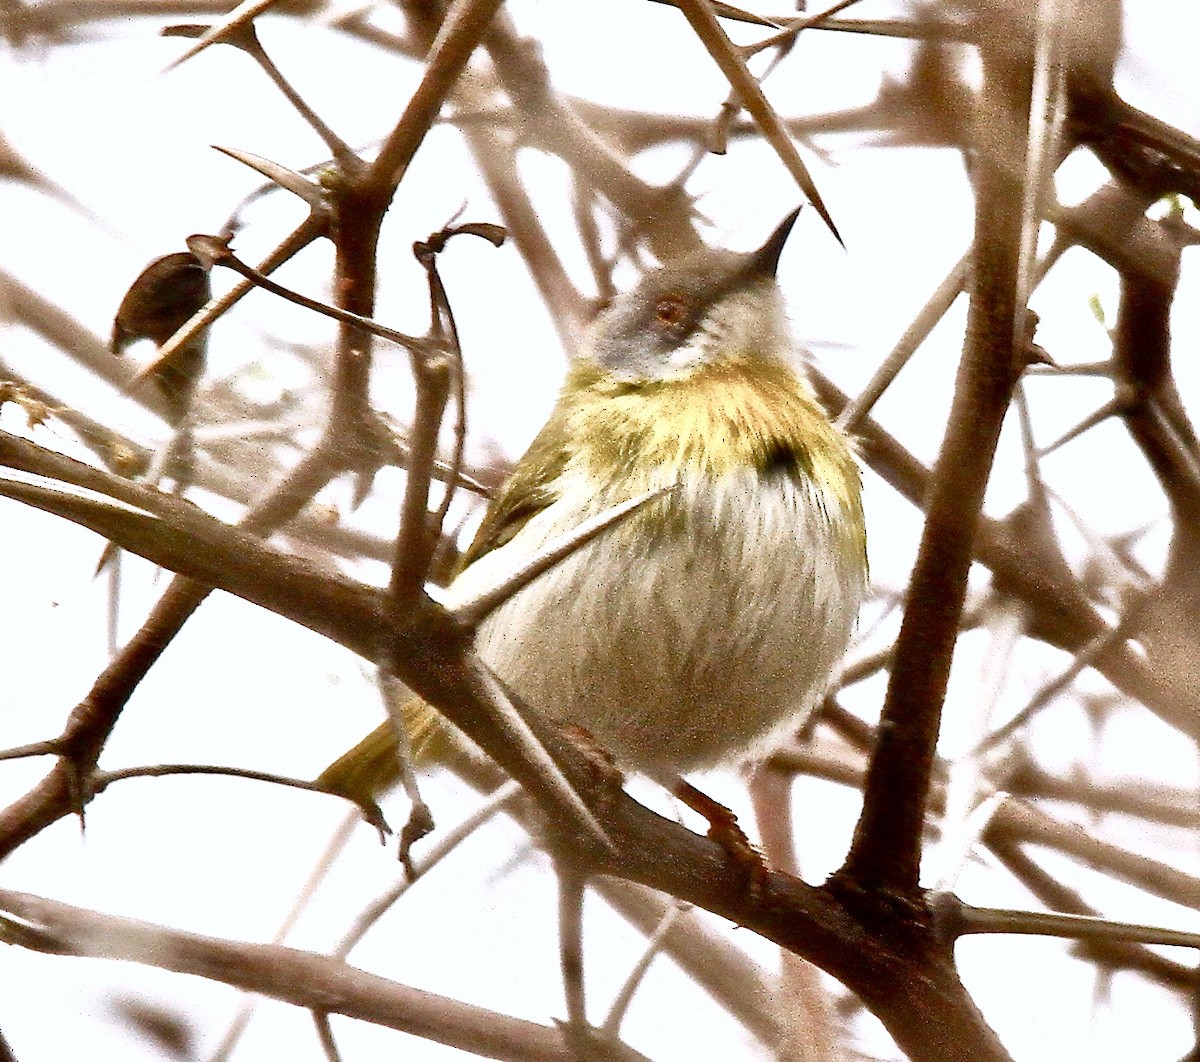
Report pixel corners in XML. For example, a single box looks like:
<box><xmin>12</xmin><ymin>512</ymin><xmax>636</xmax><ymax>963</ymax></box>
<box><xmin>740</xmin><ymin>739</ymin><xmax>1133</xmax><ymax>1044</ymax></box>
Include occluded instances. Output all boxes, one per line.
<box><xmin>447</xmin><ymin>467</ymin><xmax>865</xmax><ymax>778</ymax></box>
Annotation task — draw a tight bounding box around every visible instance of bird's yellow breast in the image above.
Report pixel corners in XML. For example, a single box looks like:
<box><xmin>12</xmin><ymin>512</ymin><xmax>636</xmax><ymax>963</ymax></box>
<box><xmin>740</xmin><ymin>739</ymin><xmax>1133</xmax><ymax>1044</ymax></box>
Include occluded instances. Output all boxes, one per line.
<box><xmin>559</xmin><ymin>353</ymin><xmax>866</xmax><ymax>567</ymax></box>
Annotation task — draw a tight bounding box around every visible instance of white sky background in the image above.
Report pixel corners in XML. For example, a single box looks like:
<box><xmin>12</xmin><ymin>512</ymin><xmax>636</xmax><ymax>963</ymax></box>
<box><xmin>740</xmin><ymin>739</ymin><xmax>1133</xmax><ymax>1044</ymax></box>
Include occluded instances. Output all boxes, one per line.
<box><xmin>2</xmin><ymin>1</ymin><xmax>1200</xmax><ymax>1059</ymax></box>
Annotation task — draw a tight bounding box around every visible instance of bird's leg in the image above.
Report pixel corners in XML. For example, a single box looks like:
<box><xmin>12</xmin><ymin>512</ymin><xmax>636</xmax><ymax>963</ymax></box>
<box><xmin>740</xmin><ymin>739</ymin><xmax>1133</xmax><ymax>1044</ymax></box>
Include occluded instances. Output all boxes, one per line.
<box><xmin>672</xmin><ymin>778</ymin><xmax>767</xmax><ymax>888</ymax></box>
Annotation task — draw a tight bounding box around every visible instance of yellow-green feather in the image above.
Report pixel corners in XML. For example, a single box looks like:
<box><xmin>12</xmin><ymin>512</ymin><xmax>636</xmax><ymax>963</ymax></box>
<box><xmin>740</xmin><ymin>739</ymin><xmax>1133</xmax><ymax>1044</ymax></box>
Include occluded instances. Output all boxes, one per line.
<box><xmin>559</xmin><ymin>353</ymin><xmax>865</xmax><ymax>570</ymax></box>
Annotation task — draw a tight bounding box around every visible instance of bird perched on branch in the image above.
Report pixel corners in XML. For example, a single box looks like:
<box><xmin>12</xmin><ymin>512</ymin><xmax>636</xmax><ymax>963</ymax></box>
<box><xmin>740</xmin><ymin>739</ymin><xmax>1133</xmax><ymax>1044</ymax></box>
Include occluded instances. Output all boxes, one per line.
<box><xmin>321</xmin><ymin>209</ymin><xmax>867</xmax><ymax>844</ymax></box>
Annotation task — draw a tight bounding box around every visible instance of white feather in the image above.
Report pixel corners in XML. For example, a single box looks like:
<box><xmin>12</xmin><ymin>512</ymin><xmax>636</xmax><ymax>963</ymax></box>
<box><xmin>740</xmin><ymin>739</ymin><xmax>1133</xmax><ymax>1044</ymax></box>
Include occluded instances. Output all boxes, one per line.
<box><xmin>443</xmin><ymin>464</ymin><xmax>866</xmax><ymax>779</ymax></box>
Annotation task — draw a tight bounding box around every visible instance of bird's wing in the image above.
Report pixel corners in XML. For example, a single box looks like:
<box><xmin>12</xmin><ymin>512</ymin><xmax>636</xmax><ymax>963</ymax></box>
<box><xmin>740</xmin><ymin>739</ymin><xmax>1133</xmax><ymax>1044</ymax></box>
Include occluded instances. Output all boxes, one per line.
<box><xmin>460</xmin><ymin>410</ymin><xmax>573</xmax><ymax>568</ymax></box>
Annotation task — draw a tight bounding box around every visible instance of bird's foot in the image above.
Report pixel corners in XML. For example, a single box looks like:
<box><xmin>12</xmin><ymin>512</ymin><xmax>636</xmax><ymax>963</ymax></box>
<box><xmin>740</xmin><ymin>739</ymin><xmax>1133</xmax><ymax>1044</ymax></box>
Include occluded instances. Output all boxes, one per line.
<box><xmin>673</xmin><ymin>778</ymin><xmax>768</xmax><ymax>897</ymax></box>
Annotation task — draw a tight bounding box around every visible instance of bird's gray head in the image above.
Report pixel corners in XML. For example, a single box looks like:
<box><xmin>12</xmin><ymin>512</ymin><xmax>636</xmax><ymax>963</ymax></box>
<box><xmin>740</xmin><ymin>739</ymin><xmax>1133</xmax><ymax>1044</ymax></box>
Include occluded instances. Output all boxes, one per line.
<box><xmin>586</xmin><ymin>209</ymin><xmax>801</xmax><ymax>381</ymax></box>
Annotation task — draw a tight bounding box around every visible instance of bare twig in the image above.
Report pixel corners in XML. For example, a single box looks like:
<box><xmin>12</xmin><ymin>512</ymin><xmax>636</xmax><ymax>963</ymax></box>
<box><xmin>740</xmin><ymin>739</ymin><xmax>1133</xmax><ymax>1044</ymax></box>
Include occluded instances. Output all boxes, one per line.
<box><xmin>130</xmin><ymin>216</ymin><xmax>328</xmax><ymax>394</ymax></box>
<box><xmin>557</xmin><ymin>862</ymin><xmax>589</xmax><ymax>1032</ymax></box>
<box><xmin>936</xmin><ymin>892</ymin><xmax>1200</xmax><ymax>952</ymax></box>
<box><xmin>165</xmin><ymin>22</ymin><xmax>359</xmax><ymax>168</ymax></box>
<box><xmin>451</xmin><ymin>487</ymin><xmax>674</xmax><ymax>628</ymax></box>
<box><xmin>90</xmin><ymin>763</ymin><xmax>389</xmax><ymax>836</ymax></box>
<box><xmin>368</xmin><ymin>0</ymin><xmax>507</xmax><ymax>193</ymax></box>
<box><xmin>186</xmin><ymin>233</ymin><xmax>435</xmax><ymax>357</ymax></box>
<box><xmin>601</xmin><ymin>901</ymin><xmax>688</xmax><ymax>1038</ymax></box>
<box><xmin>163</xmin><ymin>0</ymin><xmax>285</xmax><ymax>69</ymax></box>
<box><xmin>0</xmin><ymin>888</ymin><xmax>577</xmax><ymax>1061</ymax></box>
<box><xmin>312</xmin><ymin>1010</ymin><xmax>343</xmax><ymax>1062</ymax></box>
<box><xmin>837</xmin><ymin>252</ymin><xmax>969</xmax><ymax>432</ymax></box>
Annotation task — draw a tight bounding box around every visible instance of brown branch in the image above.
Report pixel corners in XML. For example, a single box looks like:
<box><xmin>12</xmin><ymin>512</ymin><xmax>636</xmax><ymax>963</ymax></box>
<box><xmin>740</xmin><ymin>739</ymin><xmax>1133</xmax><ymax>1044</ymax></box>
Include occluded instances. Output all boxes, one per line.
<box><xmin>340</xmin><ymin>742</ymin><xmax>787</xmax><ymax>1051</ymax></box>
<box><xmin>480</xmin><ymin>13</ymin><xmax>702</xmax><ymax>263</ymax></box>
<box><xmin>390</xmin><ymin>333</ymin><xmax>451</xmax><ymax>607</ymax></box>
<box><xmin>0</xmin><ymin>167</ymin><xmax>400</xmax><ymax>862</ymax></box>
<box><xmin>89</xmin><ymin>763</ymin><xmax>389</xmax><ymax>837</ymax></box>
<box><xmin>0</xmin><ymin>0</ymin><xmax>511</xmax><ymax>868</ymax></box>
<box><xmin>777</xmin><ymin>738</ymin><xmax>1200</xmax><ymax>925</ymax></box>
<box><xmin>943</xmin><ymin>896</ymin><xmax>1200</xmax><ymax>952</ymax></box>
<box><xmin>0</xmin><ymin>269</ymin><xmax>176</xmax><ymax>419</ymax></box>
<box><xmin>130</xmin><ymin>216</ymin><xmax>328</xmax><ymax>395</ymax></box>
<box><xmin>0</xmin><ymin>433</ymin><xmax>383</xmax><ymax>660</ymax></box>
<box><xmin>0</xmin><ymin>889</ymin><xmax>576</xmax><ymax>1061</ymax></box>
<box><xmin>1008</xmin><ymin>763</ymin><xmax>1200</xmax><ymax>830</ymax></box>
<box><xmin>1111</xmin><ymin>231</ymin><xmax>1199</xmax><ymax>523</ymax></box>
<box><xmin>989</xmin><ymin>839</ymin><xmax>1195</xmax><ymax>990</ymax></box>
<box><xmin>0</xmin><ymin>431</ymin><xmax>369</xmax><ymax>856</ymax></box>
<box><xmin>185</xmin><ymin>234</ymin><xmax>434</xmax><ymax>356</ymax></box>
<box><xmin>774</xmin><ymin>737</ymin><xmax>1200</xmax><ymax>998</ymax></box>
<box><xmin>836</xmin><ymin>25</ymin><xmax>1030</xmax><ymax>897</ymax></box>
<box><xmin>368</xmin><ymin>0</ymin><xmax>507</xmax><ymax>194</ymax></box>
<box><xmin>386</xmin><ymin>223</ymin><xmax>505</xmax><ymax>607</ymax></box>
<box><xmin>396</xmin><ymin>5</ymin><xmax>592</xmax><ymax>346</ymax></box>
<box><xmin>164</xmin><ymin>21</ymin><xmax>359</xmax><ymax>169</ymax></box>
<box><xmin>817</xmin><ymin>367</ymin><xmax>1198</xmax><ymax>744</ymax></box>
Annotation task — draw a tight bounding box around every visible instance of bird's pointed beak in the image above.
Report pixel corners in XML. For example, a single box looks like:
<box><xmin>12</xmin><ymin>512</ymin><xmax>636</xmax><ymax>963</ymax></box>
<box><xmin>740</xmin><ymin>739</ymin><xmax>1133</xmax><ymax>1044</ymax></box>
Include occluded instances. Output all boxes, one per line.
<box><xmin>747</xmin><ymin>207</ymin><xmax>803</xmax><ymax>278</ymax></box>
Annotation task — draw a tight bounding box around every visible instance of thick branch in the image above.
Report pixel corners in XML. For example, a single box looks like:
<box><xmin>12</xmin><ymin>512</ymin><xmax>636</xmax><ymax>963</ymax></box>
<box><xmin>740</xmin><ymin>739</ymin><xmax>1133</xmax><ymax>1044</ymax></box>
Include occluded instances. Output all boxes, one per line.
<box><xmin>838</xmin><ymin>29</ymin><xmax>1030</xmax><ymax>895</ymax></box>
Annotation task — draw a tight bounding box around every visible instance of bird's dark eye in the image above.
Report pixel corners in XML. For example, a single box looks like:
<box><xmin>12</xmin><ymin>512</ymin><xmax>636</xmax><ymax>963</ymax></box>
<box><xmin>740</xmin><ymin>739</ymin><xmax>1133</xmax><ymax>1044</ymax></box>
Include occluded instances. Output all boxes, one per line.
<box><xmin>653</xmin><ymin>292</ymin><xmax>689</xmax><ymax>330</ymax></box>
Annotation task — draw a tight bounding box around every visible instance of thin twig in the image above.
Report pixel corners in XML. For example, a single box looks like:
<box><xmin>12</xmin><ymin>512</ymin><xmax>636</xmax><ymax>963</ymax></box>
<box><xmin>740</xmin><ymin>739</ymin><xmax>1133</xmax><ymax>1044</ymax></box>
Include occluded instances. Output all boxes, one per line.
<box><xmin>389</xmin><ymin>349</ymin><xmax>451</xmax><ymax>607</ymax></box>
<box><xmin>368</xmin><ymin>0</ymin><xmax>507</xmax><ymax>192</ymax></box>
<box><xmin>837</xmin><ymin>252</ymin><xmax>969</xmax><ymax>432</ymax></box>
<box><xmin>389</xmin><ymin>221</ymin><xmax>506</xmax><ymax>606</ymax></box>
<box><xmin>558</xmin><ymin>862</ymin><xmax>589</xmax><ymax>1032</ymax></box>
<box><xmin>971</xmin><ymin>621</ymin><xmax>1130</xmax><ymax>757</ymax></box>
<box><xmin>130</xmin><ymin>216</ymin><xmax>328</xmax><ymax>393</ymax></box>
<box><xmin>312</xmin><ymin>1011</ymin><xmax>343</xmax><ymax>1062</ymax></box>
<box><xmin>933</xmin><ymin>599</ymin><xmax>1024</xmax><ymax>891</ymax></box>
<box><xmin>185</xmin><ymin>234</ymin><xmax>436</xmax><ymax>358</ymax></box>
<box><xmin>163</xmin><ymin>0</ymin><xmax>283</xmax><ymax>69</ymax></box>
<box><xmin>601</xmin><ymin>902</ymin><xmax>688</xmax><ymax>1038</ymax></box>
<box><xmin>988</xmin><ymin>837</ymin><xmax>1193</xmax><ymax>989</ymax></box>
<box><xmin>1035</xmin><ymin>395</ymin><xmax>1127</xmax><ymax>458</ymax></box>
<box><xmin>208</xmin><ymin>813</ymin><xmax>362</xmax><ymax>1062</ymax></box>
<box><xmin>451</xmin><ymin>487</ymin><xmax>675</xmax><ymax>628</ymax></box>
<box><xmin>91</xmin><ymin>764</ymin><xmax>389</xmax><ymax>837</ymax></box>
<box><xmin>0</xmin><ymin>888</ymin><xmax>576</xmax><ymax>1060</ymax></box>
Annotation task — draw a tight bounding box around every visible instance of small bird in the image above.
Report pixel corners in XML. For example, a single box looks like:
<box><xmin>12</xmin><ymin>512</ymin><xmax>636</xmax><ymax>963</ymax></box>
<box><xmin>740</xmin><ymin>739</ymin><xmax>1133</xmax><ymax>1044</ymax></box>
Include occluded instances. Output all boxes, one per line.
<box><xmin>321</xmin><ymin>210</ymin><xmax>867</xmax><ymax>831</ymax></box>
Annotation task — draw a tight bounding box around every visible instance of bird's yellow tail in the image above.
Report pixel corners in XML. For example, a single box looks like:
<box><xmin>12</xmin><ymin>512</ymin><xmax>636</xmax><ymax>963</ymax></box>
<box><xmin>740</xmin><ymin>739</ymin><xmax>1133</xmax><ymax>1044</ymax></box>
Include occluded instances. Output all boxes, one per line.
<box><xmin>317</xmin><ymin>697</ymin><xmax>443</xmax><ymax>802</ymax></box>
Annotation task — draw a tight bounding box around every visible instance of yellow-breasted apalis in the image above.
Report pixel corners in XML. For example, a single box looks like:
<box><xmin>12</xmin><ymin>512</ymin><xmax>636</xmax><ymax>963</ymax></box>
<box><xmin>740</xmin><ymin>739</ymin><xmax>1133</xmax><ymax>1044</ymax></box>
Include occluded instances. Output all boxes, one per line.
<box><xmin>322</xmin><ymin>209</ymin><xmax>867</xmax><ymax>809</ymax></box>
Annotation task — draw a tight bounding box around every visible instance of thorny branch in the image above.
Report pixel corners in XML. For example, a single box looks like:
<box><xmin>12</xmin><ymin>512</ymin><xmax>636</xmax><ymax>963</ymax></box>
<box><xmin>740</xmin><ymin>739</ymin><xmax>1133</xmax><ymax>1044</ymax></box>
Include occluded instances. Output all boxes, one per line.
<box><xmin>4</xmin><ymin>1</ymin><xmax>1200</xmax><ymax>1060</ymax></box>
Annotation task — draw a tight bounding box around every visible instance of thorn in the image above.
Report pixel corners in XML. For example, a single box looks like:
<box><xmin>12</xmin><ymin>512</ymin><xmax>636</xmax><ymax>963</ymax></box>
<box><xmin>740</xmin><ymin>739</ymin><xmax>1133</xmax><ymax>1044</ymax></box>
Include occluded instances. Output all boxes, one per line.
<box><xmin>212</xmin><ymin>146</ymin><xmax>331</xmax><ymax>213</ymax></box>
<box><xmin>453</xmin><ymin>486</ymin><xmax>675</xmax><ymax>629</ymax></box>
